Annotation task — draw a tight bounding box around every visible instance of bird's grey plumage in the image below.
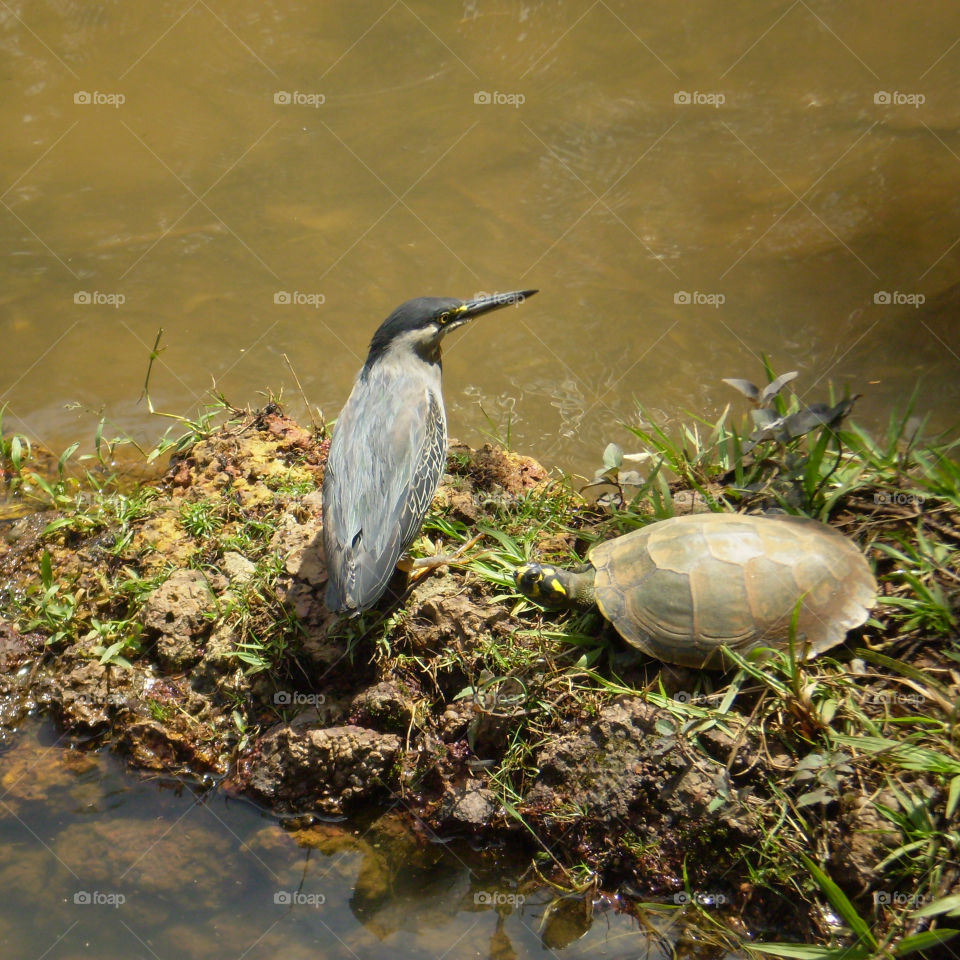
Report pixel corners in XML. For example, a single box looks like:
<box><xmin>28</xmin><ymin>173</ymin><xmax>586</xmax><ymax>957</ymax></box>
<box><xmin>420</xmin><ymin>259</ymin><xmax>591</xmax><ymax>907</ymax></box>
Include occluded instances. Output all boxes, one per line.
<box><xmin>322</xmin><ymin>290</ymin><xmax>537</xmax><ymax>616</ymax></box>
<box><xmin>323</xmin><ymin>355</ymin><xmax>446</xmax><ymax>613</ymax></box>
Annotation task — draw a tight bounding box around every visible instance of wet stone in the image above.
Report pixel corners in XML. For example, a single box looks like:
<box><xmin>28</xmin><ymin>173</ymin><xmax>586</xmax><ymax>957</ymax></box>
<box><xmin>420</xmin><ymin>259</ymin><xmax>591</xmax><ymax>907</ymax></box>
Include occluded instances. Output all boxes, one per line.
<box><xmin>141</xmin><ymin>568</ymin><xmax>216</xmax><ymax>672</ymax></box>
<box><xmin>440</xmin><ymin>780</ymin><xmax>499</xmax><ymax>829</ymax></box>
<box><xmin>350</xmin><ymin>681</ymin><xmax>415</xmax><ymax>733</ymax></box>
<box><xmin>246</xmin><ymin>723</ymin><xmax>402</xmax><ymax>815</ymax></box>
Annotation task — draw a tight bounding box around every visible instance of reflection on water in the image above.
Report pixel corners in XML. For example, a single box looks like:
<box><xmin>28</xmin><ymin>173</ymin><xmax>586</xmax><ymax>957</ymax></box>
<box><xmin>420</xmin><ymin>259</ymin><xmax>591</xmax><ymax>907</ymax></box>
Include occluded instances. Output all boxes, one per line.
<box><xmin>0</xmin><ymin>720</ymin><xmax>733</xmax><ymax>959</ymax></box>
<box><xmin>1</xmin><ymin>1</ymin><xmax>958</xmax><ymax>480</ymax></box>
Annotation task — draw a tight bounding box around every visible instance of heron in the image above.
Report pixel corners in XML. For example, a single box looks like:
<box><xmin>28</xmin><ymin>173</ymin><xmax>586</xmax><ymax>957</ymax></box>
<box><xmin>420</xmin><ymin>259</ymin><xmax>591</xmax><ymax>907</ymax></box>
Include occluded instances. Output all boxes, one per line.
<box><xmin>322</xmin><ymin>289</ymin><xmax>538</xmax><ymax>615</ymax></box>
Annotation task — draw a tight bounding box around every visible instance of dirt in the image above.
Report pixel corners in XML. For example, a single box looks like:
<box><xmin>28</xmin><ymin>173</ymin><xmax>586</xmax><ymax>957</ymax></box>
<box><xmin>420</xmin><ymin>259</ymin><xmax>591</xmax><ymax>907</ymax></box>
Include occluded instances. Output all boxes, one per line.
<box><xmin>0</xmin><ymin>406</ymin><xmax>956</xmax><ymax>945</ymax></box>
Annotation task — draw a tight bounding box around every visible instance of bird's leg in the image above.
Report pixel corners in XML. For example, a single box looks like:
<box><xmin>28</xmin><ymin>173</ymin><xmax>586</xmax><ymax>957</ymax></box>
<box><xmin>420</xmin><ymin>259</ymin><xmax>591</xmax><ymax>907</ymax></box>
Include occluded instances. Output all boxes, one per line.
<box><xmin>400</xmin><ymin>533</ymin><xmax>484</xmax><ymax>582</ymax></box>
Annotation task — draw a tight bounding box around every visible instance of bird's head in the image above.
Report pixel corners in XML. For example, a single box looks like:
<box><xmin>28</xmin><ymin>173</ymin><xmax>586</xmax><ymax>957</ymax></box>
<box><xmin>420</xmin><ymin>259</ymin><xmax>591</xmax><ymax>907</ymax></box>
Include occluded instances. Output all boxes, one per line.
<box><xmin>365</xmin><ymin>290</ymin><xmax>537</xmax><ymax>366</ymax></box>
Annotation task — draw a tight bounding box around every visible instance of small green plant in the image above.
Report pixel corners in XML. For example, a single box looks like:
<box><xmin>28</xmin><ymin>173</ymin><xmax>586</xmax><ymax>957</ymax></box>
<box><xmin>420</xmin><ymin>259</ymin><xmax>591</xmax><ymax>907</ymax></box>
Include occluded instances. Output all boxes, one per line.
<box><xmin>82</xmin><ymin>616</ymin><xmax>143</xmax><ymax>668</ymax></box>
<box><xmin>179</xmin><ymin>500</ymin><xmax>223</xmax><ymax>539</ymax></box>
<box><xmin>19</xmin><ymin>550</ymin><xmax>80</xmax><ymax>645</ymax></box>
<box><xmin>874</xmin><ymin>529</ymin><xmax>957</xmax><ymax>636</ymax></box>
<box><xmin>0</xmin><ymin>404</ymin><xmax>33</xmax><ymax>489</ymax></box>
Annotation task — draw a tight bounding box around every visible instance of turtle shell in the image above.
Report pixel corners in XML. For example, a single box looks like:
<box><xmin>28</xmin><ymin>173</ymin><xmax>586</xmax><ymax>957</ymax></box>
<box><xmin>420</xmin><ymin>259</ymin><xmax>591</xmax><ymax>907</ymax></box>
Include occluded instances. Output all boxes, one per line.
<box><xmin>590</xmin><ymin>513</ymin><xmax>876</xmax><ymax>669</ymax></box>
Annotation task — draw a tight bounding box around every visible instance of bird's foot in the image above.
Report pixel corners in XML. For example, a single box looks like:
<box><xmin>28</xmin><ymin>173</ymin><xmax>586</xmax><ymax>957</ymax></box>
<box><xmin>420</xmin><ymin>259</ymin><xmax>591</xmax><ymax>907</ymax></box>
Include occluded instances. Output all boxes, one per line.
<box><xmin>400</xmin><ymin>533</ymin><xmax>484</xmax><ymax>582</ymax></box>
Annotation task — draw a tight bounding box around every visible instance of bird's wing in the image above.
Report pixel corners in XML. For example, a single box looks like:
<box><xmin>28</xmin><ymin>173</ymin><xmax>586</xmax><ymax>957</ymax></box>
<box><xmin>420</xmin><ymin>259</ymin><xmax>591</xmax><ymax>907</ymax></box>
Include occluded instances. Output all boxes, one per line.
<box><xmin>322</xmin><ymin>372</ymin><xmax>447</xmax><ymax>614</ymax></box>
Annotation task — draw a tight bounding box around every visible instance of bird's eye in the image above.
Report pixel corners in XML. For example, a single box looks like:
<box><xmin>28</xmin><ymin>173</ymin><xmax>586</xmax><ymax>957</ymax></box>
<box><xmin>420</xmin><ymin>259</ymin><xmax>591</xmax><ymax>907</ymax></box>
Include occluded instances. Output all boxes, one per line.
<box><xmin>437</xmin><ymin>312</ymin><xmax>451</xmax><ymax>325</ymax></box>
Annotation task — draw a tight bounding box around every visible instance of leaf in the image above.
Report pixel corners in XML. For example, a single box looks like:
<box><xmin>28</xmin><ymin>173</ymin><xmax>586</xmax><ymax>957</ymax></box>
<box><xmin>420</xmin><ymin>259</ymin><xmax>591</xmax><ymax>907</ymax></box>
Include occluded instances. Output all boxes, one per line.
<box><xmin>800</xmin><ymin>854</ymin><xmax>876</xmax><ymax>950</ymax></box>
<box><xmin>911</xmin><ymin>894</ymin><xmax>960</xmax><ymax>919</ymax></box>
<box><xmin>40</xmin><ymin>549</ymin><xmax>53</xmax><ymax>589</ymax></box>
<box><xmin>797</xmin><ymin>787</ymin><xmax>835</xmax><ymax>808</ymax></box>
<box><xmin>722</xmin><ymin>378</ymin><xmax>760</xmax><ymax>400</ymax></box>
<box><xmin>748</xmin><ymin>944</ymin><xmax>871</xmax><ymax>959</ymax></box>
<box><xmin>97</xmin><ymin>640</ymin><xmax>125</xmax><ymax>664</ymax></box>
<box><xmin>795</xmin><ymin>752</ymin><xmax>827</xmax><ymax>771</ymax></box>
<box><xmin>829</xmin><ymin>734</ymin><xmax>960</xmax><ymax>775</ymax></box>
<box><xmin>27</xmin><ymin>471</ymin><xmax>57</xmax><ymax>500</ymax></box>
<box><xmin>948</xmin><ymin>775</ymin><xmax>960</xmax><ymax>820</ymax></box>
<box><xmin>42</xmin><ymin>517</ymin><xmax>75</xmax><ymax>535</ymax></box>
<box><xmin>760</xmin><ymin>371</ymin><xmax>798</xmax><ymax>404</ymax></box>
<box><xmin>783</xmin><ymin>397</ymin><xmax>859</xmax><ymax>439</ymax></box>
<box><xmin>602</xmin><ymin>442</ymin><xmax>623</xmax><ymax>471</ymax></box>
<box><xmin>751</xmin><ymin>408</ymin><xmax>780</xmax><ymax>430</ymax></box>
<box><xmin>58</xmin><ymin>441</ymin><xmax>80</xmax><ymax>475</ymax></box>
<box><xmin>894</xmin><ymin>928</ymin><xmax>960</xmax><ymax>956</ymax></box>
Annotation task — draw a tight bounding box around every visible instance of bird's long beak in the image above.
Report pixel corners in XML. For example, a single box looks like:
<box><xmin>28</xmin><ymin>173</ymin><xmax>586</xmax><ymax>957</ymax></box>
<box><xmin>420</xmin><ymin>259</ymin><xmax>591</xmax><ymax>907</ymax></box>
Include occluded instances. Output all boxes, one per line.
<box><xmin>454</xmin><ymin>289</ymin><xmax>538</xmax><ymax>326</ymax></box>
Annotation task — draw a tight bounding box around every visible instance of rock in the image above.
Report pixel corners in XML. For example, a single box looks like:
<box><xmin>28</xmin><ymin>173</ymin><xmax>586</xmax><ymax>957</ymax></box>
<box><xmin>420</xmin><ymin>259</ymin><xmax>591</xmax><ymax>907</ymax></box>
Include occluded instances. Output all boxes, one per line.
<box><xmin>350</xmin><ymin>681</ymin><xmax>415</xmax><ymax>733</ymax></box>
<box><xmin>35</xmin><ymin>654</ymin><xmax>134</xmax><ymax>729</ymax></box>
<box><xmin>0</xmin><ymin>618</ymin><xmax>40</xmax><ymax>673</ymax></box>
<box><xmin>140</xmin><ymin>569</ymin><xmax>215</xmax><ymax>671</ymax></box>
<box><xmin>247</xmin><ymin>724</ymin><xmax>402</xmax><ymax>815</ymax></box>
<box><xmin>0</xmin><ymin>733</ymin><xmax>103</xmax><ymax>803</ymax></box>
<box><xmin>270</xmin><ymin>512</ymin><xmax>325</xmax><ymax>584</ymax></box>
<box><xmin>54</xmin><ymin>816</ymin><xmax>249</xmax><ymax>916</ymax></box>
<box><xmin>466</xmin><ymin>445</ymin><xmax>548</xmax><ymax>495</ymax></box>
<box><xmin>221</xmin><ymin>551</ymin><xmax>256</xmax><ymax>584</ymax></box>
<box><xmin>526</xmin><ymin>697</ymin><xmax>757</xmax><ymax>840</ymax></box>
<box><xmin>439</xmin><ymin>703</ymin><xmax>471</xmax><ymax>742</ymax></box>
<box><xmin>829</xmin><ymin>792</ymin><xmax>901</xmax><ymax>892</ymax></box>
<box><xmin>121</xmin><ymin>716</ymin><xmax>226</xmax><ymax>775</ymax></box>
<box><xmin>191</xmin><ymin>623</ymin><xmax>243</xmax><ymax>692</ymax></box>
<box><xmin>441</xmin><ymin>780</ymin><xmax>499</xmax><ymax>828</ymax></box>
<box><xmin>0</xmin><ymin>620</ymin><xmax>43</xmax><ymax>731</ymax></box>
<box><xmin>405</xmin><ymin>577</ymin><xmax>512</xmax><ymax>651</ymax></box>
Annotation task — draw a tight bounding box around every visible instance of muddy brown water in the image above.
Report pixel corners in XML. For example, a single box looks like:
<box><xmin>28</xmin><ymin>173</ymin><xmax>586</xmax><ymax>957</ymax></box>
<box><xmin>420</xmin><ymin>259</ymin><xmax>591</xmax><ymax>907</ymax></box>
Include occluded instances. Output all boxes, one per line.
<box><xmin>1</xmin><ymin>2</ymin><xmax>959</xmax><ymax>483</ymax></box>
<box><xmin>0</xmin><ymin>719</ymin><xmax>741</xmax><ymax>959</ymax></box>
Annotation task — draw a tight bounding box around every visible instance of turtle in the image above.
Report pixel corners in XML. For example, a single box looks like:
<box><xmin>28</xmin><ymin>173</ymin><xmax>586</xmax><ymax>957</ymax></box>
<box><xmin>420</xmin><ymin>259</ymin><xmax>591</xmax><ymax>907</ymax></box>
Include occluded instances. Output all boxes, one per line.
<box><xmin>514</xmin><ymin>512</ymin><xmax>876</xmax><ymax>669</ymax></box>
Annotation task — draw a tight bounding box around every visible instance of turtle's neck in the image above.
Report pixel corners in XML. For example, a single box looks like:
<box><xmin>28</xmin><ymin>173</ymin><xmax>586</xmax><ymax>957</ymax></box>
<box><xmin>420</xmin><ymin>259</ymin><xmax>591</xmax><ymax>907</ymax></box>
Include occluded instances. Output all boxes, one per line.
<box><xmin>562</xmin><ymin>565</ymin><xmax>597</xmax><ymax>609</ymax></box>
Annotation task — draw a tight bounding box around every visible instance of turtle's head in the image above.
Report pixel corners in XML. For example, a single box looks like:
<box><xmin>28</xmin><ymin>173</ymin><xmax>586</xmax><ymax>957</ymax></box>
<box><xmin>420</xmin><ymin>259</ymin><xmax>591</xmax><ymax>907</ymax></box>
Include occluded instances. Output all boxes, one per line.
<box><xmin>515</xmin><ymin>562</ymin><xmax>590</xmax><ymax>609</ymax></box>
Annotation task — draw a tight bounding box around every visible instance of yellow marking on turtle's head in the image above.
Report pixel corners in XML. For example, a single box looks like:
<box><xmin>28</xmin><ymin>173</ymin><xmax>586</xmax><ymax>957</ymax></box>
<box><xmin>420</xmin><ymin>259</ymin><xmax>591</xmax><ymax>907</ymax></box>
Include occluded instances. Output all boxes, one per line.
<box><xmin>514</xmin><ymin>563</ymin><xmax>544</xmax><ymax>599</ymax></box>
<box><xmin>515</xmin><ymin>563</ymin><xmax>571</xmax><ymax>608</ymax></box>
